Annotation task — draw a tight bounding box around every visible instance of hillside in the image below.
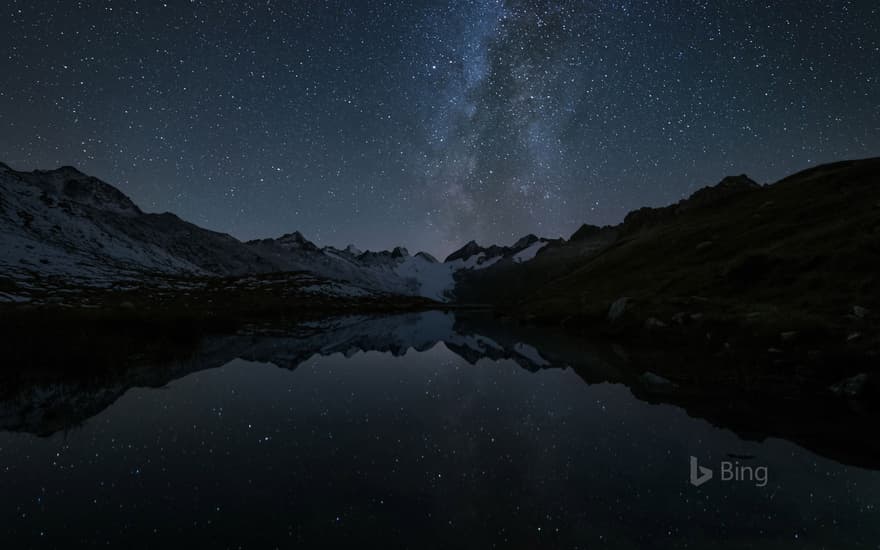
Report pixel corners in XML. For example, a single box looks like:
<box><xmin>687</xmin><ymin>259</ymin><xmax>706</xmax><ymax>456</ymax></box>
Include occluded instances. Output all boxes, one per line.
<box><xmin>0</xmin><ymin>164</ymin><xmax>449</xmax><ymax>302</ymax></box>
<box><xmin>3</xmin><ymin>157</ymin><xmax>879</xmax><ymax>347</ymax></box>
<box><xmin>456</xmin><ymin>158</ymin><xmax>880</xmax><ymax>348</ymax></box>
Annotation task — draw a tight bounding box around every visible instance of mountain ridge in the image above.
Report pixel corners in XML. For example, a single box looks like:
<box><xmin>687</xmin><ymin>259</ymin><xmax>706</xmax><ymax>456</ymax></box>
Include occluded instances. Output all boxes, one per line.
<box><xmin>4</xmin><ymin>158</ymin><xmax>878</xmax><ymax>319</ymax></box>
<box><xmin>0</xmin><ymin>163</ymin><xmax>554</xmax><ymax>302</ymax></box>
<box><xmin>452</xmin><ymin>157</ymin><xmax>880</xmax><ymax>355</ymax></box>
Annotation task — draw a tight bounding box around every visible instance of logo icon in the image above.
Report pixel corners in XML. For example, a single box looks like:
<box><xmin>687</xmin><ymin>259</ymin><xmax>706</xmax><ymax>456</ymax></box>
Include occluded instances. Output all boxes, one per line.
<box><xmin>689</xmin><ymin>456</ymin><xmax>713</xmax><ymax>487</ymax></box>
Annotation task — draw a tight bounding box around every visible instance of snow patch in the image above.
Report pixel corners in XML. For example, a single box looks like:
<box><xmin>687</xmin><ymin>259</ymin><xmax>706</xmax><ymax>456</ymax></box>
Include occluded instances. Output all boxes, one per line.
<box><xmin>513</xmin><ymin>241</ymin><xmax>548</xmax><ymax>263</ymax></box>
<box><xmin>514</xmin><ymin>343</ymin><xmax>550</xmax><ymax>366</ymax></box>
<box><xmin>393</xmin><ymin>255</ymin><xmax>455</xmax><ymax>302</ymax></box>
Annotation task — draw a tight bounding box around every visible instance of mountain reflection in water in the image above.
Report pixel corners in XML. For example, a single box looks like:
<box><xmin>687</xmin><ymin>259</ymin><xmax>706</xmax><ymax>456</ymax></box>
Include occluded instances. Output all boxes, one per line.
<box><xmin>1</xmin><ymin>311</ymin><xmax>878</xmax><ymax>548</ymax></box>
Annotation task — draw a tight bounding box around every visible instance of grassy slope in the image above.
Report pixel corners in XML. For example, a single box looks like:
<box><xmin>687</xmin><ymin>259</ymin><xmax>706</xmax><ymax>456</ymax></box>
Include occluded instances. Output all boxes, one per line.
<box><xmin>512</xmin><ymin>158</ymin><xmax>880</xmax><ymax>332</ymax></box>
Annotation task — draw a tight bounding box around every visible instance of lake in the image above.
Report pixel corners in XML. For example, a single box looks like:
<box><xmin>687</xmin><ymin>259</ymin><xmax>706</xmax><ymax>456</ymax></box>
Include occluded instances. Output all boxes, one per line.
<box><xmin>1</xmin><ymin>312</ymin><xmax>877</xmax><ymax>548</ymax></box>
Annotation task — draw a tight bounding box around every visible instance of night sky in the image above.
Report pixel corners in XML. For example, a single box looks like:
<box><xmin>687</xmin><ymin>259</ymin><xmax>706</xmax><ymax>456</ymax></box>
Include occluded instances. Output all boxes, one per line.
<box><xmin>1</xmin><ymin>1</ymin><xmax>878</xmax><ymax>257</ymax></box>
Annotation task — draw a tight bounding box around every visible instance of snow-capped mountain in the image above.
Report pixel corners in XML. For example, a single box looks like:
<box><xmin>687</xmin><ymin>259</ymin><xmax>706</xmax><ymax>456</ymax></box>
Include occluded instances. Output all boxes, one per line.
<box><xmin>250</xmin><ymin>232</ymin><xmax>564</xmax><ymax>301</ymax></box>
<box><xmin>0</xmin><ymin>163</ymin><xmax>278</xmax><ymax>284</ymax></box>
<box><xmin>443</xmin><ymin>233</ymin><xmax>559</xmax><ymax>268</ymax></box>
<box><xmin>247</xmin><ymin>234</ymin><xmax>457</xmax><ymax>300</ymax></box>
<box><xmin>0</xmin><ymin>162</ymin><xmax>558</xmax><ymax>302</ymax></box>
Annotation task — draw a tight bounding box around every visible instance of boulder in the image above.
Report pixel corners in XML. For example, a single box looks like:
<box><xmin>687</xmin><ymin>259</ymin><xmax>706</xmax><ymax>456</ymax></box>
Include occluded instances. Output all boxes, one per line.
<box><xmin>640</xmin><ymin>372</ymin><xmax>678</xmax><ymax>391</ymax></box>
<box><xmin>607</xmin><ymin>297</ymin><xmax>630</xmax><ymax>322</ymax></box>
<box><xmin>829</xmin><ymin>373</ymin><xmax>870</xmax><ymax>398</ymax></box>
<box><xmin>644</xmin><ymin>317</ymin><xmax>667</xmax><ymax>329</ymax></box>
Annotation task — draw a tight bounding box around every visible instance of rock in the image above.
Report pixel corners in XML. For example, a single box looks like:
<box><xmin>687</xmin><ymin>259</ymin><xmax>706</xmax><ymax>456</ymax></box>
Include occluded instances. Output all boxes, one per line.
<box><xmin>119</xmin><ymin>301</ymin><xmax>135</xmax><ymax>310</ymax></box>
<box><xmin>415</xmin><ymin>251</ymin><xmax>438</xmax><ymax>263</ymax></box>
<box><xmin>640</xmin><ymin>372</ymin><xmax>677</xmax><ymax>389</ymax></box>
<box><xmin>829</xmin><ymin>373</ymin><xmax>870</xmax><ymax>398</ymax></box>
<box><xmin>695</xmin><ymin>241</ymin><xmax>713</xmax><ymax>251</ymax></box>
<box><xmin>445</xmin><ymin>240</ymin><xmax>483</xmax><ymax>262</ymax></box>
<box><xmin>569</xmin><ymin>224</ymin><xmax>603</xmax><ymax>242</ymax></box>
<box><xmin>759</xmin><ymin>200</ymin><xmax>775</xmax><ymax>209</ymax></box>
<box><xmin>644</xmin><ymin>317</ymin><xmax>667</xmax><ymax>329</ymax></box>
<box><xmin>847</xmin><ymin>332</ymin><xmax>862</xmax><ymax>342</ymax></box>
<box><xmin>780</xmin><ymin>331</ymin><xmax>798</xmax><ymax>342</ymax></box>
<box><xmin>671</xmin><ymin>312</ymin><xmax>688</xmax><ymax>325</ymax></box>
<box><xmin>852</xmin><ymin>305</ymin><xmax>870</xmax><ymax>319</ymax></box>
<box><xmin>607</xmin><ymin>297</ymin><xmax>630</xmax><ymax>322</ymax></box>
<box><xmin>690</xmin><ymin>313</ymin><xmax>704</xmax><ymax>322</ymax></box>
<box><xmin>512</xmin><ymin>234</ymin><xmax>540</xmax><ymax>250</ymax></box>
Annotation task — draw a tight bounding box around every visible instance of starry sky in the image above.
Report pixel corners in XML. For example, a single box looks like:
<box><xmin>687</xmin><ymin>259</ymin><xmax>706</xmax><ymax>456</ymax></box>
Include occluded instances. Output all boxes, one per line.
<box><xmin>1</xmin><ymin>1</ymin><xmax>878</xmax><ymax>256</ymax></box>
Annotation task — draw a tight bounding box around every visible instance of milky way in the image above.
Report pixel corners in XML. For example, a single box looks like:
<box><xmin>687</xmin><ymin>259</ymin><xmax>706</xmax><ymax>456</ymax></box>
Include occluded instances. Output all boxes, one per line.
<box><xmin>1</xmin><ymin>1</ymin><xmax>878</xmax><ymax>256</ymax></box>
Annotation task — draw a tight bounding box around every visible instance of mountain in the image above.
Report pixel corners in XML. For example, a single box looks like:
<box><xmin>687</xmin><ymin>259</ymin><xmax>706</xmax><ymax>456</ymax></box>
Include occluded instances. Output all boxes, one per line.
<box><xmin>454</xmin><ymin>157</ymin><xmax>880</xmax><ymax>350</ymax></box>
<box><xmin>10</xmin><ymin>156</ymin><xmax>870</xmax><ymax>332</ymax></box>
<box><xmin>0</xmin><ymin>163</ymin><xmax>280</xmax><ymax>283</ymax></box>
<box><xmin>444</xmin><ymin>234</ymin><xmax>561</xmax><ymax>269</ymax></box>
<box><xmin>0</xmin><ymin>162</ymin><xmax>560</xmax><ymax>303</ymax></box>
<box><xmin>247</xmin><ymin>234</ymin><xmax>457</xmax><ymax>300</ymax></box>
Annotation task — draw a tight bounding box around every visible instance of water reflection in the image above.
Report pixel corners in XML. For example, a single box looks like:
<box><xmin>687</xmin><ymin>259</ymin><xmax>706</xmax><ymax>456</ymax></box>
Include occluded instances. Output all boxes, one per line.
<box><xmin>0</xmin><ymin>312</ymin><xmax>878</xmax><ymax>547</ymax></box>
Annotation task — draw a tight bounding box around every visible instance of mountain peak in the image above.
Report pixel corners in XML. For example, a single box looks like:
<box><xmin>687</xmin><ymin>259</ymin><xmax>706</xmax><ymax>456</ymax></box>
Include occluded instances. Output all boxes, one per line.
<box><xmin>52</xmin><ymin>165</ymin><xmax>88</xmax><ymax>177</ymax></box>
<box><xmin>570</xmin><ymin>224</ymin><xmax>603</xmax><ymax>242</ymax></box>
<box><xmin>391</xmin><ymin>246</ymin><xmax>410</xmax><ymax>259</ymax></box>
<box><xmin>275</xmin><ymin>231</ymin><xmax>319</xmax><ymax>251</ymax></box>
<box><xmin>622</xmin><ymin>172</ymin><xmax>763</xmax><ymax>233</ymax></box>
<box><xmin>14</xmin><ymin>165</ymin><xmax>143</xmax><ymax>215</ymax></box>
<box><xmin>445</xmin><ymin>240</ymin><xmax>484</xmax><ymax>263</ymax></box>
<box><xmin>415</xmin><ymin>251</ymin><xmax>438</xmax><ymax>263</ymax></box>
<box><xmin>680</xmin><ymin>173</ymin><xmax>761</xmax><ymax>211</ymax></box>
<box><xmin>512</xmin><ymin>234</ymin><xmax>539</xmax><ymax>250</ymax></box>
<box><xmin>718</xmin><ymin>174</ymin><xmax>759</xmax><ymax>189</ymax></box>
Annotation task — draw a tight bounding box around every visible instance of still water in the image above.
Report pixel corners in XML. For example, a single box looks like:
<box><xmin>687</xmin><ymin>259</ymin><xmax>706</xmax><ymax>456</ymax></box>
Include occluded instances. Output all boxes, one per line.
<box><xmin>1</xmin><ymin>312</ymin><xmax>877</xmax><ymax>548</ymax></box>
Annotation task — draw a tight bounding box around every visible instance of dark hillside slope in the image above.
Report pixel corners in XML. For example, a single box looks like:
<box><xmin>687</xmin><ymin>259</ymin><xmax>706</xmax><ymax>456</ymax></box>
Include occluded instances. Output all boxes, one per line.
<box><xmin>459</xmin><ymin>158</ymin><xmax>880</xmax><ymax>342</ymax></box>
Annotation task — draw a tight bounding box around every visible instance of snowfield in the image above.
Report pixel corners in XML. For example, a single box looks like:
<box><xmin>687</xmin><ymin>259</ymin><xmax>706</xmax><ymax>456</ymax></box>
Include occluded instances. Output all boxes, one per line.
<box><xmin>513</xmin><ymin>241</ymin><xmax>548</xmax><ymax>263</ymax></box>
